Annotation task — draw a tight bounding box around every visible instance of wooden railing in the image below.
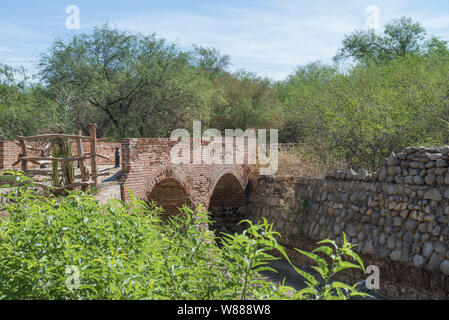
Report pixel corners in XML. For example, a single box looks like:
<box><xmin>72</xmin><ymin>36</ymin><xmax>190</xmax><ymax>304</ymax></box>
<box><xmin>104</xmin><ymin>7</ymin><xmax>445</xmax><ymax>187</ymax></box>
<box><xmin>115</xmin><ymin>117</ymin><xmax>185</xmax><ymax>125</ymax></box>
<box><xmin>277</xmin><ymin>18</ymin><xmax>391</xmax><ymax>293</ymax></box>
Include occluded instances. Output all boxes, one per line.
<box><xmin>13</xmin><ymin>123</ymin><xmax>109</xmax><ymax>192</ymax></box>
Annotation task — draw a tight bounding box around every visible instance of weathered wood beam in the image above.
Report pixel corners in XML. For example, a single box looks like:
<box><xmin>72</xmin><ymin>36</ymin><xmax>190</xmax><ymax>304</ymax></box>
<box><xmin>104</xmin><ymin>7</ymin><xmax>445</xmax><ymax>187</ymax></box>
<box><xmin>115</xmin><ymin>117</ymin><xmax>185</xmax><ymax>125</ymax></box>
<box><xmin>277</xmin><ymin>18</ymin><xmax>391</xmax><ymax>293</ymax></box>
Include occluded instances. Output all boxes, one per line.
<box><xmin>17</xmin><ymin>134</ymin><xmax>93</xmax><ymax>141</ymax></box>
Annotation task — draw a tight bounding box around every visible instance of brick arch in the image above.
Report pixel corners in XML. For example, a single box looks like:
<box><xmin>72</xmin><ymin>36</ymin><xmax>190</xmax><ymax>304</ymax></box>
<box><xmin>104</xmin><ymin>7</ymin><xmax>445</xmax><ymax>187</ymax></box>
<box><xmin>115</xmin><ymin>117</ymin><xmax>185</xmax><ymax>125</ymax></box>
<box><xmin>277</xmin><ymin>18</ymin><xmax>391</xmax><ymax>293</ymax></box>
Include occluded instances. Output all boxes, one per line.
<box><xmin>207</xmin><ymin>166</ymin><xmax>249</xmax><ymax>208</ymax></box>
<box><xmin>208</xmin><ymin>166</ymin><xmax>248</xmax><ymax>200</ymax></box>
<box><xmin>145</xmin><ymin>166</ymin><xmax>192</xmax><ymax>196</ymax></box>
<box><xmin>144</xmin><ymin>166</ymin><xmax>193</xmax><ymax>215</ymax></box>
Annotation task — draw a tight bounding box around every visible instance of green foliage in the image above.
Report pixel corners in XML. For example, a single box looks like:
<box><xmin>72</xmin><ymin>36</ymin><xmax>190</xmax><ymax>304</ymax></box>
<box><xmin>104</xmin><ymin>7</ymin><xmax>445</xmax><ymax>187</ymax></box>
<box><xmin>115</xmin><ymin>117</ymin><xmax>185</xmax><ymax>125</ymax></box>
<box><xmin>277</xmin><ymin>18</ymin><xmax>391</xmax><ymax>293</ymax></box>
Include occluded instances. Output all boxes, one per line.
<box><xmin>0</xmin><ymin>65</ymin><xmax>59</xmax><ymax>140</ymax></box>
<box><xmin>334</xmin><ymin>17</ymin><xmax>444</xmax><ymax>64</ymax></box>
<box><xmin>191</xmin><ymin>45</ymin><xmax>230</xmax><ymax>78</ymax></box>
<box><xmin>38</xmin><ymin>24</ymin><xmax>216</xmax><ymax>139</ymax></box>
<box><xmin>277</xmin><ymin>234</ymin><xmax>370</xmax><ymax>300</ymax></box>
<box><xmin>208</xmin><ymin>71</ymin><xmax>283</xmax><ymax>132</ymax></box>
<box><xmin>277</xmin><ymin>51</ymin><xmax>449</xmax><ymax>170</ymax></box>
<box><xmin>0</xmin><ymin>172</ymin><xmax>366</xmax><ymax>300</ymax></box>
<box><xmin>4</xmin><ymin>16</ymin><xmax>449</xmax><ymax>172</ymax></box>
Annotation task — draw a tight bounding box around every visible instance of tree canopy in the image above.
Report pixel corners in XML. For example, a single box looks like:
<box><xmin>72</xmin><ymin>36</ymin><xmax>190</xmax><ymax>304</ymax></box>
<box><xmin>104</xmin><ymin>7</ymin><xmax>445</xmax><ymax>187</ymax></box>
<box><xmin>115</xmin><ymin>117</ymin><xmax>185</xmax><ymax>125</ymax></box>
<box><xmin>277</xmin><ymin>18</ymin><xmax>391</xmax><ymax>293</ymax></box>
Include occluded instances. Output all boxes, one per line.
<box><xmin>1</xmin><ymin>17</ymin><xmax>449</xmax><ymax>171</ymax></box>
<box><xmin>334</xmin><ymin>17</ymin><xmax>448</xmax><ymax>64</ymax></box>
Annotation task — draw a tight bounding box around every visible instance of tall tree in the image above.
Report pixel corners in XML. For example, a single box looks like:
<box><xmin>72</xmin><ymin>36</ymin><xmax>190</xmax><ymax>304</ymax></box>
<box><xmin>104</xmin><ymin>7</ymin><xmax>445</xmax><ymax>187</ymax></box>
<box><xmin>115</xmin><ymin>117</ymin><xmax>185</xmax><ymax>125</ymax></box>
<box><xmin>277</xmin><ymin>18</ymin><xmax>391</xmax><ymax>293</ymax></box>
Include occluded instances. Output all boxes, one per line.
<box><xmin>39</xmin><ymin>24</ymin><xmax>214</xmax><ymax>138</ymax></box>
<box><xmin>334</xmin><ymin>17</ymin><xmax>447</xmax><ymax>64</ymax></box>
<box><xmin>191</xmin><ymin>45</ymin><xmax>230</xmax><ymax>78</ymax></box>
<box><xmin>0</xmin><ymin>64</ymin><xmax>58</xmax><ymax>140</ymax></box>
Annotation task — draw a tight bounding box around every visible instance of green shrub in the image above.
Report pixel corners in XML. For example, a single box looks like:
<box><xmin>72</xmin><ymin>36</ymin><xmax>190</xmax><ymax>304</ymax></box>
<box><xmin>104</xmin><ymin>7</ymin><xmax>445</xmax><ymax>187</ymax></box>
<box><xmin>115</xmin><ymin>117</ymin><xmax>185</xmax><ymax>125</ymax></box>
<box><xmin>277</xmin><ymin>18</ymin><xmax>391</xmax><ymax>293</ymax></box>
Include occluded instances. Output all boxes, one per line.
<box><xmin>0</xmin><ymin>171</ymin><xmax>368</xmax><ymax>300</ymax></box>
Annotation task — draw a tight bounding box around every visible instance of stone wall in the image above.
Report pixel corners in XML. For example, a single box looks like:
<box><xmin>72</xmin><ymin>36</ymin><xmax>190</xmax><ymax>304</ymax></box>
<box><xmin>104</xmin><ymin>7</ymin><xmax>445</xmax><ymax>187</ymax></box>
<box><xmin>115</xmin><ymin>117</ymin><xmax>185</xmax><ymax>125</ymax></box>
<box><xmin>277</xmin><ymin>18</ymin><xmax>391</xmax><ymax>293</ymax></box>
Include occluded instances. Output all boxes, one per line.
<box><xmin>247</xmin><ymin>146</ymin><xmax>449</xmax><ymax>299</ymax></box>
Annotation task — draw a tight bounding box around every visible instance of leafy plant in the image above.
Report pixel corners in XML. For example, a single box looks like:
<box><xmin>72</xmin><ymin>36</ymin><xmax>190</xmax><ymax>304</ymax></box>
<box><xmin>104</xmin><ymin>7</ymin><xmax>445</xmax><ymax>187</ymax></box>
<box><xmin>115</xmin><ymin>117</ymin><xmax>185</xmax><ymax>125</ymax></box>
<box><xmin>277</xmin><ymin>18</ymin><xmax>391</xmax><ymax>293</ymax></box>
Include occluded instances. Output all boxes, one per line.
<box><xmin>0</xmin><ymin>171</ymin><xmax>368</xmax><ymax>300</ymax></box>
<box><xmin>50</xmin><ymin>138</ymin><xmax>75</xmax><ymax>188</ymax></box>
<box><xmin>277</xmin><ymin>233</ymin><xmax>371</xmax><ymax>300</ymax></box>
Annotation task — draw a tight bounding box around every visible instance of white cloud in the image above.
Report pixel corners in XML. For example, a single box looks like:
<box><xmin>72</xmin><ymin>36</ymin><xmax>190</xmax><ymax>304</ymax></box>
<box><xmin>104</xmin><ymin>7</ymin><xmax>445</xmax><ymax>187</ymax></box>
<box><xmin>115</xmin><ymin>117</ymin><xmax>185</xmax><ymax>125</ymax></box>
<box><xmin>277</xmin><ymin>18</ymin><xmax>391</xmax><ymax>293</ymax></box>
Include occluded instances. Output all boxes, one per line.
<box><xmin>113</xmin><ymin>2</ymin><xmax>368</xmax><ymax>80</ymax></box>
<box><xmin>6</xmin><ymin>58</ymin><xmax>36</xmax><ymax>62</ymax></box>
<box><xmin>3</xmin><ymin>0</ymin><xmax>448</xmax><ymax>81</ymax></box>
<box><xmin>0</xmin><ymin>22</ymin><xmax>51</xmax><ymax>41</ymax></box>
<box><xmin>114</xmin><ymin>0</ymin><xmax>449</xmax><ymax>80</ymax></box>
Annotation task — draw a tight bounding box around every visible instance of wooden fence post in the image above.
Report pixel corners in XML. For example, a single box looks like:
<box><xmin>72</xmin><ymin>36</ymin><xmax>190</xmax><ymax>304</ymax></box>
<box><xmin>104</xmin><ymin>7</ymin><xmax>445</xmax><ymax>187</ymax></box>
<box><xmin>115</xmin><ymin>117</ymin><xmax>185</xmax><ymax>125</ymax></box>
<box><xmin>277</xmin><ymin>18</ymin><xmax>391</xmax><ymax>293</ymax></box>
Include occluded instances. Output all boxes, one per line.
<box><xmin>18</xmin><ymin>132</ymin><xmax>28</xmax><ymax>173</ymax></box>
<box><xmin>76</xmin><ymin>130</ymin><xmax>88</xmax><ymax>191</ymax></box>
<box><xmin>89</xmin><ymin>123</ymin><xmax>98</xmax><ymax>187</ymax></box>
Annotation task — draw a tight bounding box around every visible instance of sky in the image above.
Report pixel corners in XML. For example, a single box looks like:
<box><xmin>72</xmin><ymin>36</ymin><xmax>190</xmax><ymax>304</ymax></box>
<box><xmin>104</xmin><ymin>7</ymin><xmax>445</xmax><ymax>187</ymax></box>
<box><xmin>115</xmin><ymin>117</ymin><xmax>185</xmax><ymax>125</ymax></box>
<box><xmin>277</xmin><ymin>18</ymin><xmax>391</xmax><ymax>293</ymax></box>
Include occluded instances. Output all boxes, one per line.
<box><xmin>1</xmin><ymin>0</ymin><xmax>449</xmax><ymax>81</ymax></box>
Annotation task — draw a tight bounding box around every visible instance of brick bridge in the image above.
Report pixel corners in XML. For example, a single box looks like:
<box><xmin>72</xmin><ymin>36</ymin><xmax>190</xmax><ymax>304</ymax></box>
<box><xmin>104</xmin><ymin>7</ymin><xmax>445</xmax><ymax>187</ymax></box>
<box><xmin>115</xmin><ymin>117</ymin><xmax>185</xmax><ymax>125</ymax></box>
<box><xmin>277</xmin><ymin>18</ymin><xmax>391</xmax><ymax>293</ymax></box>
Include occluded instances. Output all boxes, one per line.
<box><xmin>1</xmin><ymin>137</ymin><xmax>258</xmax><ymax>231</ymax></box>
<box><xmin>118</xmin><ymin>139</ymin><xmax>257</xmax><ymax>226</ymax></box>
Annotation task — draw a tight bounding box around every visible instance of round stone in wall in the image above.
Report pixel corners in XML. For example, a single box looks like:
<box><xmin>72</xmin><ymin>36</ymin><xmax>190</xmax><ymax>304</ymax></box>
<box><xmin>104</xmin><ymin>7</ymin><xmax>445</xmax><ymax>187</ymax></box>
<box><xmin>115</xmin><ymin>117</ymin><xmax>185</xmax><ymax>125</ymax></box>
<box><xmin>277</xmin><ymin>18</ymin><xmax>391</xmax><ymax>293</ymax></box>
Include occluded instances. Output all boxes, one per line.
<box><xmin>440</xmin><ymin>260</ymin><xmax>449</xmax><ymax>275</ymax></box>
<box><xmin>422</xmin><ymin>242</ymin><xmax>434</xmax><ymax>258</ymax></box>
<box><xmin>390</xmin><ymin>250</ymin><xmax>402</xmax><ymax>262</ymax></box>
<box><xmin>413</xmin><ymin>254</ymin><xmax>427</xmax><ymax>269</ymax></box>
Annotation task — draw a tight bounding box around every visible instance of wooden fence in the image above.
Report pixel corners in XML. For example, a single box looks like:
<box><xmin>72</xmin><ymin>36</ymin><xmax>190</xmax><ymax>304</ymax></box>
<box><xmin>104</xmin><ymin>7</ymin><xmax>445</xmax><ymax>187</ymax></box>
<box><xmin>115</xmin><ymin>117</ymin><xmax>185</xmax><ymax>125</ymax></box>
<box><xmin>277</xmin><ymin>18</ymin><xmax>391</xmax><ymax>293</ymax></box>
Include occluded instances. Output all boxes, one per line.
<box><xmin>12</xmin><ymin>123</ymin><xmax>109</xmax><ymax>192</ymax></box>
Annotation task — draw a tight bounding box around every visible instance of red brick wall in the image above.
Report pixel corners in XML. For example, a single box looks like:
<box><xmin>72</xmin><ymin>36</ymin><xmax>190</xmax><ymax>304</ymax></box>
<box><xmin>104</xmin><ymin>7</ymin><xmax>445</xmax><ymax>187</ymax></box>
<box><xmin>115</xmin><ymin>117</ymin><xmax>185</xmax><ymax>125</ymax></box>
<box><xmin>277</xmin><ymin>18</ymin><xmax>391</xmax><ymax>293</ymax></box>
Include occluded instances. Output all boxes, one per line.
<box><xmin>0</xmin><ymin>141</ymin><xmax>39</xmax><ymax>170</ymax></box>
<box><xmin>77</xmin><ymin>141</ymin><xmax>119</xmax><ymax>166</ymax></box>
<box><xmin>119</xmin><ymin>138</ymin><xmax>253</xmax><ymax>212</ymax></box>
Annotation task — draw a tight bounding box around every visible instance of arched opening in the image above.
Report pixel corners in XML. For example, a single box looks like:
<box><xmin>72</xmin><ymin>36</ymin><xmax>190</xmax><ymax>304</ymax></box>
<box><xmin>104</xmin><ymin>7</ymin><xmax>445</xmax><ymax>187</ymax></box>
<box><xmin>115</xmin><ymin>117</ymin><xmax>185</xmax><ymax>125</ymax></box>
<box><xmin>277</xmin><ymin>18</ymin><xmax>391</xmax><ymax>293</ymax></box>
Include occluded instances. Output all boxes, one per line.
<box><xmin>208</xmin><ymin>173</ymin><xmax>249</xmax><ymax>238</ymax></box>
<box><xmin>146</xmin><ymin>178</ymin><xmax>192</xmax><ymax>217</ymax></box>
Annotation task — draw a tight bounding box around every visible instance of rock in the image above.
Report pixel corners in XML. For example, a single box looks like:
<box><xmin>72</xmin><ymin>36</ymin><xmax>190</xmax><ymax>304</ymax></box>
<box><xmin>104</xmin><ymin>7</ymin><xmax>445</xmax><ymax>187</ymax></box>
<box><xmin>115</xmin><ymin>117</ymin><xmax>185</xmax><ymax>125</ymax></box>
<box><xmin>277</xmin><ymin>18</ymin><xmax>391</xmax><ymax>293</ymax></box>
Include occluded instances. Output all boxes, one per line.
<box><xmin>444</xmin><ymin>206</ymin><xmax>449</xmax><ymax>215</ymax></box>
<box><xmin>333</xmin><ymin>224</ymin><xmax>342</xmax><ymax>235</ymax></box>
<box><xmin>440</xmin><ymin>260</ymin><xmax>449</xmax><ymax>275</ymax></box>
<box><xmin>393</xmin><ymin>216</ymin><xmax>403</xmax><ymax>227</ymax></box>
<box><xmin>418</xmin><ymin>223</ymin><xmax>427</xmax><ymax>234</ymax></box>
<box><xmin>387</xmin><ymin>235</ymin><xmax>397</xmax><ymax>250</ymax></box>
<box><xmin>390</xmin><ymin>250</ymin><xmax>402</xmax><ymax>262</ymax></box>
<box><xmin>346</xmin><ymin>224</ymin><xmax>358</xmax><ymax>238</ymax></box>
<box><xmin>379</xmin><ymin>247</ymin><xmax>390</xmax><ymax>258</ymax></box>
<box><xmin>387</xmin><ymin>153</ymin><xmax>399</xmax><ymax>166</ymax></box>
<box><xmin>426</xmin><ymin>252</ymin><xmax>442</xmax><ymax>271</ymax></box>
<box><xmin>445</xmin><ymin>174</ymin><xmax>449</xmax><ymax>184</ymax></box>
<box><xmin>358</xmin><ymin>168</ymin><xmax>369</xmax><ymax>180</ymax></box>
<box><xmin>410</xmin><ymin>162</ymin><xmax>421</xmax><ymax>169</ymax></box>
<box><xmin>424</xmin><ymin>189</ymin><xmax>443</xmax><ymax>201</ymax></box>
<box><xmin>379</xmin><ymin>166</ymin><xmax>387</xmax><ymax>181</ymax></box>
<box><xmin>413</xmin><ymin>254</ymin><xmax>427</xmax><ymax>269</ymax></box>
<box><xmin>436</xmin><ymin>159</ymin><xmax>449</xmax><ymax>167</ymax></box>
<box><xmin>357</xmin><ymin>230</ymin><xmax>366</xmax><ymax>241</ymax></box>
<box><xmin>423</xmin><ymin>242</ymin><xmax>434</xmax><ymax>258</ymax></box>
<box><xmin>423</xmin><ymin>214</ymin><xmax>436</xmax><ymax>224</ymax></box>
<box><xmin>387</xmin><ymin>185</ymin><xmax>402</xmax><ymax>195</ymax></box>
<box><xmin>403</xmin><ymin>147</ymin><xmax>417</xmax><ymax>154</ymax></box>
<box><xmin>404</xmin><ymin>175</ymin><xmax>413</xmax><ymax>184</ymax></box>
<box><xmin>425</xmin><ymin>174</ymin><xmax>436</xmax><ymax>185</ymax></box>
<box><xmin>403</xmin><ymin>231</ymin><xmax>414</xmax><ymax>242</ymax></box>
<box><xmin>363</xmin><ymin>238</ymin><xmax>376</xmax><ymax>255</ymax></box>
<box><xmin>388</xmin><ymin>202</ymin><xmax>397</xmax><ymax>210</ymax></box>
<box><xmin>434</xmin><ymin>241</ymin><xmax>448</xmax><ymax>255</ymax></box>
<box><xmin>388</xmin><ymin>166</ymin><xmax>401</xmax><ymax>176</ymax></box>
<box><xmin>379</xmin><ymin>233</ymin><xmax>387</xmax><ymax>245</ymax></box>
<box><xmin>345</xmin><ymin>169</ymin><xmax>357</xmax><ymax>179</ymax></box>
<box><xmin>413</xmin><ymin>175</ymin><xmax>425</xmax><ymax>185</ymax></box>
<box><xmin>426</xmin><ymin>161</ymin><xmax>436</xmax><ymax>168</ymax></box>
<box><xmin>405</xmin><ymin>219</ymin><xmax>417</xmax><ymax>230</ymax></box>
<box><xmin>443</xmin><ymin>226</ymin><xmax>449</xmax><ymax>237</ymax></box>
<box><xmin>432</xmin><ymin>225</ymin><xmax>441</xmax><ymax>237</ymax></box>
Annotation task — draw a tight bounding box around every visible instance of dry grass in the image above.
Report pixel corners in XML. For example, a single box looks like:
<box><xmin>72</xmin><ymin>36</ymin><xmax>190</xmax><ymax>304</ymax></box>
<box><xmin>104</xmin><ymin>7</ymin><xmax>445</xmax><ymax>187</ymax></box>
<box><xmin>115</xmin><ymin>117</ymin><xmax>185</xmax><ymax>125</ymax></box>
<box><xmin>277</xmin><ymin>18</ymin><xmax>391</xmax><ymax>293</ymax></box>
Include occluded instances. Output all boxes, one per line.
<box><xmin>276</xmin><ymin>144</ymin><xmax>347</xmax><ymax>178</ymax></box>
